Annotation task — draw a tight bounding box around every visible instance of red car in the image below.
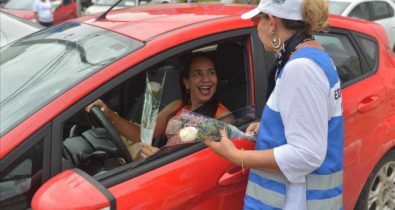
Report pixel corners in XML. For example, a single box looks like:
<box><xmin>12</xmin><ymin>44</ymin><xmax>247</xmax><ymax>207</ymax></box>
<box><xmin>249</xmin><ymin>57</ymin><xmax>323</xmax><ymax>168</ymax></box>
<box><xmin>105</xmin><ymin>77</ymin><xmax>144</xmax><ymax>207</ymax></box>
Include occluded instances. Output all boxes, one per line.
<box><xmin>2</xmin><ymin>0</ymin><xmax>77</xmax><ymax>24</ymax></box>
<box><xmin>0</xmin><ymin>3</ymin><xmax>394</xmax><ymax>210</ymax></box>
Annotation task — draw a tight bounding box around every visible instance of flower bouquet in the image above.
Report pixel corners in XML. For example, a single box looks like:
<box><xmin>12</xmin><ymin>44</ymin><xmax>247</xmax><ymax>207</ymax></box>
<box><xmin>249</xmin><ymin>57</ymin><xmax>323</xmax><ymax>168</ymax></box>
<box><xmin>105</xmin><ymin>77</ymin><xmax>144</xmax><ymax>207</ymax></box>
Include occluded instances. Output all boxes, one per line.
<box><xmin>140</xmin><ymin>71</ymin><xmax>166</xmax><ymax>145</ymax></box>
<box><xmin>165</xmin><ymin>110</ymin><xmax>255</xmax><ymax>145</ymax></box>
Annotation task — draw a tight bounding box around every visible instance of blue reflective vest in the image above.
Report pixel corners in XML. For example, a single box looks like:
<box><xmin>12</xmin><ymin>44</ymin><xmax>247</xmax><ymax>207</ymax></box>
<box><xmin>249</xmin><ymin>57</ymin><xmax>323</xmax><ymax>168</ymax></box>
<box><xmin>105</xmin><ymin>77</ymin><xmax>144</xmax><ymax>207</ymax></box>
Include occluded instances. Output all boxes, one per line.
<box><xmin>244</xmin><ymin>48</ymin><xmax>344</xmax><ymax>210</ymax></box>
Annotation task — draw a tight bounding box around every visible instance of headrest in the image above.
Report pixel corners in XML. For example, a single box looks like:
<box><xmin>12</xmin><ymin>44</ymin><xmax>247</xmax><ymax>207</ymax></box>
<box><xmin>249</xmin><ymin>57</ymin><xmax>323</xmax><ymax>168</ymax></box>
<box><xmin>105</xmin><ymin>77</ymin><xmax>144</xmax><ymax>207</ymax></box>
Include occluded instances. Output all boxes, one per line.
<box><xmin>216</xmin><ymin>42</ymin><xmax>245</xmax><ymax>84</ymax></box>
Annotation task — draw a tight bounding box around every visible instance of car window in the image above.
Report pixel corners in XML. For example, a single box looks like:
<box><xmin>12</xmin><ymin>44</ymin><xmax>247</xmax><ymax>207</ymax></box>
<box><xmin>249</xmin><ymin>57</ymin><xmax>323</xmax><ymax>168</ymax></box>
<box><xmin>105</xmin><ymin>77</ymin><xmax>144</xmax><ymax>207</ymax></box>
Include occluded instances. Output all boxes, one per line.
<box><xmin>316</xmin><ymin>33</ymin><xmax>363</xmax><ymax>84</ymax></box>
<box><xmin>60</xmin><ymin>36</ymin><xmax>254</xmax><ymax>178</ymax></box>
<box><xmin>0</xmin><ymin>140</ymin><xmax>44</xmax><ymax>209</ymax></box>
<box><xmin>349</xmin><ymin>2</ymin><xmax>371</xmax><ymax>20</ymax></box>
<box><xmin>355</xmin><ymin>35</ymin><xmax>378</xmax><ymax>71</ymax></box>
<box><xmin>0</xmin><ymin>22</ymin><xmax>143</xmax><ymax>136</ymax></box>
<box><xmin>371</xmin><ymin>1</ymin><xmax>394</xmax><ymax>20</ymax></box>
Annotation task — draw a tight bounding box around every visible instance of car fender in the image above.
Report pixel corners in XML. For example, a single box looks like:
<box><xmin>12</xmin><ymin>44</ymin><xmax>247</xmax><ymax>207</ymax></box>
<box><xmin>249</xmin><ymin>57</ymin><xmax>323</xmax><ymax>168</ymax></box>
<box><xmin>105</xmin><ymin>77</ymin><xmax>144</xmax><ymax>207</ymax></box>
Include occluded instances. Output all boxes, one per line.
<box><xmin>367</xmin><ymin>21</ymin><xmax>392</xmax><ymax>51</ymax></box>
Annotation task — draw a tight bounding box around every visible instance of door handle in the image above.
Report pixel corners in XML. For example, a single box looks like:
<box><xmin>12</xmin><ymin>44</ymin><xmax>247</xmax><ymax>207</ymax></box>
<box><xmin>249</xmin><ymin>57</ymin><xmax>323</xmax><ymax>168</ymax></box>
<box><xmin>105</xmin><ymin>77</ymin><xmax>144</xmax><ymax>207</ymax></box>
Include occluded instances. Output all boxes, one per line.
<box><xmin>218</xmin><ymin>165</ymin><xmax>248</xmax><ymax>186</ymax></box>
<box><xmin>357</xmin><ymin>95</ymin><xmax>380</xmax><ymax>113</ymax></box>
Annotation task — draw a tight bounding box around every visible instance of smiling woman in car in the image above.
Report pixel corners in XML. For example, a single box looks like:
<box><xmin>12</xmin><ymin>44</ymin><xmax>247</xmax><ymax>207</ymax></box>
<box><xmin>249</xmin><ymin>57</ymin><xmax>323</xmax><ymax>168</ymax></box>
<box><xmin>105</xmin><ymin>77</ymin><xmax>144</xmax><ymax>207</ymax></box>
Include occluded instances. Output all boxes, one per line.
<box><xmin>86</xmin><ymin>52</ymin><xmax>233</xmax><ymax>157</ymax></box>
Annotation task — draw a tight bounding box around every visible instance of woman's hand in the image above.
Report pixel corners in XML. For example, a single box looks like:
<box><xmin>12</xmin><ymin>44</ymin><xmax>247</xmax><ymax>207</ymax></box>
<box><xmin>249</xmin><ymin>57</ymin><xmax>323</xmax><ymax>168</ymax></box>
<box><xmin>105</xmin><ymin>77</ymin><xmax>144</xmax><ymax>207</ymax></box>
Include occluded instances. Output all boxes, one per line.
<box><xmin>140</xmin><ymin>143</ymin><xmax>160</xmax><ymax>157</ymax></box>
<box><xmin>246</xmin><ymin>122</ymin><xmax>260</xmax><ymax>135</ymax></box>
<box><xmin>204</xmin><ymin>128</ymin><xmax>238</xmax><ymax>163</ymax></box>
<box><xmin>85</xmin><ymin>99</ymin><xmax>113</xmax><ymax>118</ymax></box>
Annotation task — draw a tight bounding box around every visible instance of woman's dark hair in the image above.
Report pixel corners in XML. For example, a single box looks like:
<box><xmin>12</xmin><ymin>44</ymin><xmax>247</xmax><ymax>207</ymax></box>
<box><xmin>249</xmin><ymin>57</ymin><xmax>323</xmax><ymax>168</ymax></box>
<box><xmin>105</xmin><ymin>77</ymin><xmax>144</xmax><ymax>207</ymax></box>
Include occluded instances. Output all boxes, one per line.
<box><xmin>179</xmin><ymin>52</ymin><xmax>219</xmax><ymax>118</ymax></box>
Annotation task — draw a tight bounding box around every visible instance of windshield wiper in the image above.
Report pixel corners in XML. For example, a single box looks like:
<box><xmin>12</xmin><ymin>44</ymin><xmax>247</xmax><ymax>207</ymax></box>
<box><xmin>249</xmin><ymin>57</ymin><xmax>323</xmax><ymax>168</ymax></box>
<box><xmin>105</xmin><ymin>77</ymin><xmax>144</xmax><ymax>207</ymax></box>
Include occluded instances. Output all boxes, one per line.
<box><xmin>96</xmin><ymin>0</ymin><xmax>124</xmax><ymax>21</ymax></box>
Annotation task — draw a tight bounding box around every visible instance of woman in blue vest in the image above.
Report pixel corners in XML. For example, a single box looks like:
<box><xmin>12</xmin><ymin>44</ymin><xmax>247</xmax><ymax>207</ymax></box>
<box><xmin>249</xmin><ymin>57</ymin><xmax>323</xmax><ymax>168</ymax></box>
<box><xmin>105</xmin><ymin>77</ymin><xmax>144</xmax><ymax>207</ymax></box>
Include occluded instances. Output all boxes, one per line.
<box><xmin>205</xmin><ymin>0</ymin><xmax>344</xmax><ymax>209</ymax></box>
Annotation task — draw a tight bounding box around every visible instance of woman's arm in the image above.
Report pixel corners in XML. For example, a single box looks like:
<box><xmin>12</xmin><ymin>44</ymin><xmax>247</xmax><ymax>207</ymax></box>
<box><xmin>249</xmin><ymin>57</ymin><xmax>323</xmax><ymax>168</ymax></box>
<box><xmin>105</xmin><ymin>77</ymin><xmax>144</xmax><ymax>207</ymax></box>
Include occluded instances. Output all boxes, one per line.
<box><xmin>86</xmin><ymin>99</ymin><xmax>182</xmax><ymax>143</ymax></box>
<box><xmin>205</xmin><ymin>129</ymin><xmax>281</xmax><ymax>173</ymax></box>
<box><xmin>86</xmin><ymin>99</ymin><xmax>140</xmax><ymax>141</ymax></box>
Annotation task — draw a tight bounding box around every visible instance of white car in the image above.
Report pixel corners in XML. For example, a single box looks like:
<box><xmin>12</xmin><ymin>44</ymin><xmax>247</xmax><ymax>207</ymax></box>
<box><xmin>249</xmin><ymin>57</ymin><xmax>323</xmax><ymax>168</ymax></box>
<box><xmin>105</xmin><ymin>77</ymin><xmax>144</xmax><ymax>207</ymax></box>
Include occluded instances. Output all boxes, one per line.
<box><xmin>0</xmin><ymin>11</ymin><xmax>41</xmax><ymax>47</ymax></box>
<box><xmin>84</xmin><ymin>0</ymin><xmax>176</xmax><ymax>16</ymax></box>
<box><xmin>329</xmin><ymin>0</ymin><xmax>395</xmax><ymax>51</ymax></box>
<box><xmin>84</xmin><ymin>0</ymin><xmax>137</xmax><ymax>16</ymax></box>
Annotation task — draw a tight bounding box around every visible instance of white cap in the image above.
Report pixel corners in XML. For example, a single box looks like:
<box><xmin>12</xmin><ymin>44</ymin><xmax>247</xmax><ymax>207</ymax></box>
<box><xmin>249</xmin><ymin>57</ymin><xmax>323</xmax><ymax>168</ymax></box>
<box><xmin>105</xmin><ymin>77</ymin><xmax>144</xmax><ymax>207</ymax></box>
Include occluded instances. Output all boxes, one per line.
<box><xmin>241</xmin><ymin>0</ymin><xmax>304</xmax><ymax>20</ymax></box>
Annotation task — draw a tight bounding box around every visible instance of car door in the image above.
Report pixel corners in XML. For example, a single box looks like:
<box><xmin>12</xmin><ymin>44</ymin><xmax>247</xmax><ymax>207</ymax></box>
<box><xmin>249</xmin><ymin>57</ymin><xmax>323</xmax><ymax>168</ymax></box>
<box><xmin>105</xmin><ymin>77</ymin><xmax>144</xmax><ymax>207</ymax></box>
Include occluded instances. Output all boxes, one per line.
<box><xmin>45</xmin><ymin>29</ymin><xmax>259</xmax><ymax>209</ymax></box>
<box><xmin>103</xmin><ymin>31</ymin><xmax>258</xmax><ymax>210</ymax></box>
<box><xmin>316</xmin><ymin>29</ymin><xmax>388</xmax><ymax>209</ymax></box>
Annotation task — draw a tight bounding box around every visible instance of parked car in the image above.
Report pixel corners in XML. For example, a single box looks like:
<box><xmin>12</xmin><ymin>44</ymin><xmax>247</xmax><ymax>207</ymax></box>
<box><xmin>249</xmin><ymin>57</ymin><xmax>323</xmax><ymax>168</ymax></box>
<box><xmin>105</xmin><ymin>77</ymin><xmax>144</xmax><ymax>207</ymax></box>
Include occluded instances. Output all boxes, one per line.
<box><xmin>3</xmin><ymin>0</ymin><xmax>77</xmax><ymax>24</ymax></box>
<box><xmin>328</xmin><ymin>0</ymin><xmax>395</xmax><ymax>51</ymax></box>
<box><xmin>84</xmin><ymin>0</ymin><xmax>138</xmax><ymax>15</ymax></box>
<box><xmin>84</xmin><ymin>0</ymin><xmax>176</xmax><ymax>16</ymax></box>
<box><xmin>0</xmin><ymin>10</ymin><xmax>41</xmax><ymax>47</ymax></box>
<box><xmin>0</xmin><ymin>3</ymin><xmax>394</xmax><ymax>210</ymax></box>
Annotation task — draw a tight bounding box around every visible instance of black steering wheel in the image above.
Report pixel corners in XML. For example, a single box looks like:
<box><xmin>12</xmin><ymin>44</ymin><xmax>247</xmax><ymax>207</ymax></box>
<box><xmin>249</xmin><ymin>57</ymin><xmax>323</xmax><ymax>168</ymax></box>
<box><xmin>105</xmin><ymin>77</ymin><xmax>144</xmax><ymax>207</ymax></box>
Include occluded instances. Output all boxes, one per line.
<box><xmin>91</xmin><ymin>106</ymin><xmax>133</xmax><ymax>163</ymax></box>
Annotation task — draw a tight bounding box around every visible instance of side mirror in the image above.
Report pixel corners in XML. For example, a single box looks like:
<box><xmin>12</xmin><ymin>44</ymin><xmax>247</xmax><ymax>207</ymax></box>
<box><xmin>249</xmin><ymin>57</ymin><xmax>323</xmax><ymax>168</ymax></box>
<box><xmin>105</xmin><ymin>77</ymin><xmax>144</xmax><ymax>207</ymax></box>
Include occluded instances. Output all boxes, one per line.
<box><xmin>32</xmin><ymin>169</ymin><xmax>115</xmax><ymax>209</ymax></box>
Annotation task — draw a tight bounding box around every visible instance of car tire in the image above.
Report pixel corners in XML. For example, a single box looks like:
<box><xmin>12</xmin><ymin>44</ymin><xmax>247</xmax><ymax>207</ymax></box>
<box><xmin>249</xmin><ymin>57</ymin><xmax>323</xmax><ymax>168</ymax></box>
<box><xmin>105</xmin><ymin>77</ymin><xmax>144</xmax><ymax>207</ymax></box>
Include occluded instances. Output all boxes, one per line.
<box><xmin>355</xmin><ymin>149</ymin><xmax>395</xmax><ymax>210</ymax></box>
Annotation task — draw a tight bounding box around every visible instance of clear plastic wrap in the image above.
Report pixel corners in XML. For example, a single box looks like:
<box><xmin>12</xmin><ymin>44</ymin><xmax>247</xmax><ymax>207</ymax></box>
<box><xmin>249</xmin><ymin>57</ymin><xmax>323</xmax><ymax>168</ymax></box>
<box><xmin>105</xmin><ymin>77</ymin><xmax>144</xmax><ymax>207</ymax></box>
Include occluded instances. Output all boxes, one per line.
<box><xmin>165</xmin><ymin>110</ymin><xmax>255</xmax><ymax>145</ymax></box>
<box><xmin>140</xmin><ymin>72</ymin><xmax>166</xmax><ymax>145</ymax></box>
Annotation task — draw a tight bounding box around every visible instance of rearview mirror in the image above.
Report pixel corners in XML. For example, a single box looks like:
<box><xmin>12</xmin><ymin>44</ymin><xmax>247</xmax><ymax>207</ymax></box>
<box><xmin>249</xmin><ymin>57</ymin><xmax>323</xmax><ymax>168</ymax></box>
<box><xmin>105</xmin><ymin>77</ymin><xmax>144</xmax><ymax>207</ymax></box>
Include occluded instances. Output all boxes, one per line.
<box><xmin>32</xmin><ymin>169</ymin><xmax>115</xmax><ymax>209</ymax></box>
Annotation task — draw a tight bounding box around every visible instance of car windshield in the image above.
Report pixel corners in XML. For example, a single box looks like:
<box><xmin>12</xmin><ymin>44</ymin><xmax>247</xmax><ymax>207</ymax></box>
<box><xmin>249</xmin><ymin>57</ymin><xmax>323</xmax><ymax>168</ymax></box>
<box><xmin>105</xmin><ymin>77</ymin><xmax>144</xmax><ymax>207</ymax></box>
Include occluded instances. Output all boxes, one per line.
<box><xmin>0</xmin><ymin>22</ymin><xmax>143</xmax><ymax>136</ymax></box>
<box><xmin>4</xmin><ymin>0</ymin><xmax>34</xmax><ymax>10</ymax></box>
<box><xmin>328</xmin><ymin>1</ymin><xmax>351</xmax><ymax>15</ymax></box>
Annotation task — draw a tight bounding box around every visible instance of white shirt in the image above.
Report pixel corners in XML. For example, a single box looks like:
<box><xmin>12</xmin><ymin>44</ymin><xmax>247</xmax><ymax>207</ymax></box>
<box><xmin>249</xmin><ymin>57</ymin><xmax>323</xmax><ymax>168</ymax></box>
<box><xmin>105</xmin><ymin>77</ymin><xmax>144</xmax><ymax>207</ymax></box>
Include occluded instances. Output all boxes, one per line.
<box><xmin>273</xmin><ymin>58</ymin><xmax>329</xmax><ymax>210</ymax></box>
<box><xmin>33</xmin><ymin>0</ymin><xmax>53</xmax><ymax>23</ymax></box>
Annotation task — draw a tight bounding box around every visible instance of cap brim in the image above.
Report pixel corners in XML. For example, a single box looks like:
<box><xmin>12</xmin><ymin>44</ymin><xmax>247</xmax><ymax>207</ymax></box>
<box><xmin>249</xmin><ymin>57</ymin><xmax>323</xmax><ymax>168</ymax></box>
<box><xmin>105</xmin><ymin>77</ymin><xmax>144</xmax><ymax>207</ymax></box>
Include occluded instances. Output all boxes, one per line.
<box><xmin>241</xmin><ymin>8</ymin><xmax>260</xmax><ymax>20</ymax></box>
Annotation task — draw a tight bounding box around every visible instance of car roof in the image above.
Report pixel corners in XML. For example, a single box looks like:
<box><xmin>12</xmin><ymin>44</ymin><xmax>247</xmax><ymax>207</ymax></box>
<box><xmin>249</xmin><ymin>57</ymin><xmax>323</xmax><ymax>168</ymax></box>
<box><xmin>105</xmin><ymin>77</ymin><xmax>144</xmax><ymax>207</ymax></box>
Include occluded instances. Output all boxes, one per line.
<box><xmin>78</xmin><ymin>3</ymin><xmax>255</xmax><ymax>42</ymax></box>
<box><xmin>76</xmin><ymin>3</ymin><xmax>380</xmax><ymax>42</ymax></box>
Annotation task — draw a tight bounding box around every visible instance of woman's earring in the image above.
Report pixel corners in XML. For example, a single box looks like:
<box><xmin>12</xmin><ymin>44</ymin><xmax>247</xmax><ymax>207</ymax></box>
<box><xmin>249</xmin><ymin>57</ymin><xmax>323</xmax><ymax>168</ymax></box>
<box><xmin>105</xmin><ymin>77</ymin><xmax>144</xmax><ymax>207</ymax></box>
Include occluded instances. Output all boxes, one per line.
<box><xmin>271</xmin><ymin>32</ymin><xmax>284</xmax><ymax>52</ymax></box>
<box><xmin>186</xmin><ymin>87</ymin><xmax>190</xmax><ymax>94</ymax></box>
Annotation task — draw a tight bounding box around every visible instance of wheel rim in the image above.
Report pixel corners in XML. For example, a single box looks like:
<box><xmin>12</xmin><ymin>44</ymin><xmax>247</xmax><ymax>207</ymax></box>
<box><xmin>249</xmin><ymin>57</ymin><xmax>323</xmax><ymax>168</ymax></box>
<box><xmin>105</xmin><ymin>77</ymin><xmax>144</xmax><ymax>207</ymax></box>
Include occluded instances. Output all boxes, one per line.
<box><xmin>368</xmin><ymin>161</ymin><xmax>395</xmax><ymax>210</ymax></box>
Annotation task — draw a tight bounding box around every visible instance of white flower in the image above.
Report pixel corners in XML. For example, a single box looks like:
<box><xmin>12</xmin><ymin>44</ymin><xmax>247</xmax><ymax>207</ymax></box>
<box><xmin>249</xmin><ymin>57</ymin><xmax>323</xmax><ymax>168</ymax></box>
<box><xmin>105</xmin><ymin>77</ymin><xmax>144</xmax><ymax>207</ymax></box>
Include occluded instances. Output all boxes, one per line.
<box><xmin>149</xmin><ymin>81</ymin><xmax>161</xmax><ymax>93</ymax></box>
<box><xmin>179</xmin><ymin>126</ymin><xmax>198</xmax><ymax>142</ymax></box>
